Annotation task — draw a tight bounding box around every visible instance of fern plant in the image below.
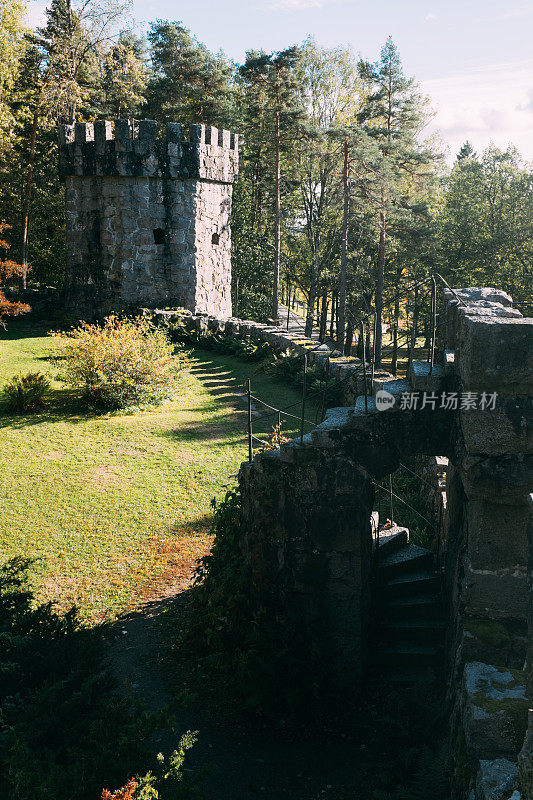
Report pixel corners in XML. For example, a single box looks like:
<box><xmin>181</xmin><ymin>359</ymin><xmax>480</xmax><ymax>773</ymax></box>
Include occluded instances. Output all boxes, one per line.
<box><xmin>2</xmin><ymin>371</ymin><xmax>51</xmax><ymax>412</ymax></box>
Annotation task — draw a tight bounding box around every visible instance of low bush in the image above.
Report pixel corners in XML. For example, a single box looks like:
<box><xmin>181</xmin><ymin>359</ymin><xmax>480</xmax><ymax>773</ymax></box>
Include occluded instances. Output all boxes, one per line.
<box><xmin>0</xmin><ymin>558</ymin><xmax>142</xmax><ymax>799</ymax></box>
<box><xmin>264</xmin><ymin>350</ymin><xmax>345</xmax><ymax>406</ymax></box>
<box><xmin>51</xmin><ymin>315</ymin><xmax>189</xmax><ymax>409</ymax></box>
<box><xmin>0</xmin><ymin>557</ymin><xmax>198</xmax><ymax>800</ymax></box>
<box><xmin>2</xmin><ymin>370</ymin><xmax>51</xmax><ymax>412</ymax></box>
<box><xmin>263</xmin><ymin>348</ymin><xmax>302</xmax><ymax>381</ymax></box>
<box><xmin>101</xmin><ymin>733</ymin><xmax>200</xmax><ymax>800</ymax></box>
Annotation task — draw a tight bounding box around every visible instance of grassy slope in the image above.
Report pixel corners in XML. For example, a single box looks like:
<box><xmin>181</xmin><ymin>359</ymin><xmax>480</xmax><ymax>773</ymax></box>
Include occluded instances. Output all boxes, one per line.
<box><xmin>0</xmin><ymin>319</ymin><xmax>315</xmax><ymax>621</ymax></box>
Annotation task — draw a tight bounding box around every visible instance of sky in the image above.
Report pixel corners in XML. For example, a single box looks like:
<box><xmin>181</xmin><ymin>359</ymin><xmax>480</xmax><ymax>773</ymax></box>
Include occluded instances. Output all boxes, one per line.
<box><xmin>24</xmin><ymin>0</ymin><xmax>533</xmax><ymax>162</ymax></box>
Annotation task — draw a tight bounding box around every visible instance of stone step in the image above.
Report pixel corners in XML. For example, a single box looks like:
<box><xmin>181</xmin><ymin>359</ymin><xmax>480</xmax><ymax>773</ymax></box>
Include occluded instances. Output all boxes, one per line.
<box><xmin>408</xmin><ymin>360</ymin><xmax>444</xmax><ymax>392</ymax></box>
<box><xmin>381</xmin><ymin>594</ymin><xmax>442</xmax><ymax>621</ymax></box>
<box><xmin>375</xmin><ymin>526</ymin><xmax>409</xmax><ymax>556</ymax></box>
<box><xmin>374</xmin><ymin>619</ymin><xmax>446</xmax><ymax>644</ymax></box>
<box><xmin>372</xmin><ymin>643</ymin><xmax>443</xmax><ymax>668</ymax></box>
<box><xmin>383</xmin><ymin>570</ymin><xmax>440</xmax><ymax>598</ymax></box>
<box><xmin>368</xmin><ymin>665</ymin><xmax>438</xmax><ymax>685</ymax></box>
<box><xmin>378</xmin><ymin>543</ymin><xmax>434</xmax><ymax>580</ymax></box>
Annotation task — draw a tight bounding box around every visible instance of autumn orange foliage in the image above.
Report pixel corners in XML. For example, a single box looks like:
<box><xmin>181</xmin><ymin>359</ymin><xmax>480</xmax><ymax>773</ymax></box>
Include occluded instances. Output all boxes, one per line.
<box><xmin>101</xmin><ymin>778</ymin><xmax>138</xmax><ymax>799</ymax></box>
<box><xmin>0</xmin><ymin>222</ymin><xmax>31</xmax><ymax>322</ymax></box>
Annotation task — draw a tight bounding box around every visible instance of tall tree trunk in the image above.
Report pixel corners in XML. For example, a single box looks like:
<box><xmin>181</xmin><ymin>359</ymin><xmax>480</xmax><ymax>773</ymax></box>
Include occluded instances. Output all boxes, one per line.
<box><xmin>272</xmin><ymin>106</ymin><xmax>281</xmax><ymax>321</ymax></box>
<box><xmin>375</xmin><ymin>199</ymin><xmax>386</xmax><ymax>366</ymax></box>
<box><xmin>20</xmin><ymin>109</ymin><xmax>39</xmax><ymax>290</ymax></box>
<box><xmin>337</xmin><ymin>139</ymin><xmax>349</xmax><ymax>351</ymax></box>
<box><xmin>329</xmin><ymin>291</ymin><xmax>336</xmax><ymax>339</ymax></box>
<box><xmin>344</xmin><ymin>312</ymin><xmax>354</xmax><ymax>355</ymax></box>
<box><xmin>391</xmin><ymin>266</ymin><xmax>401</xmax><ymax>374</ymax></box>
<box><xmin>319</xmin><ymin>290</ymin><xmax>328</xmax><ymax>342</ymax></box>
<box><xmin>305</xmin><ymin>257</ymin><xmax>318</xmax><ymax>337</ymax></box>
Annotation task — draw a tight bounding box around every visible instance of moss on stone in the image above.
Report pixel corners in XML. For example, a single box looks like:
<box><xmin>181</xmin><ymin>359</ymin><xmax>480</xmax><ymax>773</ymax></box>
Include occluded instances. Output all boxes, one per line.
<box><xmin>472</xmin><ymin>692</ymin><xmax>529</xmax><ymax>751</ymax></box>
<box><xmin>463</xmin><ymin>619</ymin><xmax>511</xmax><ymax>649</ymax></box>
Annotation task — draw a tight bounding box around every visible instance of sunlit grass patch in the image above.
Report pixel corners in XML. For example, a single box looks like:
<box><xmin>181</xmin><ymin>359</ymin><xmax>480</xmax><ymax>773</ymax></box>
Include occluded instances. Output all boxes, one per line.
<box><xmin>0</xmin><ymin>320</ymin><xmax>317</xmax><ymax>621</ymax></box>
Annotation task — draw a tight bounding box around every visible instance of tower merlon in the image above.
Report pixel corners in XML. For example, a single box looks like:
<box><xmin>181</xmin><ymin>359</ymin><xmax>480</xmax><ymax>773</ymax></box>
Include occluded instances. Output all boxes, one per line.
<box><xmin>58</xmin><ymin>119</ymin><xmax>239</xmax><ymax>182</ymax></box>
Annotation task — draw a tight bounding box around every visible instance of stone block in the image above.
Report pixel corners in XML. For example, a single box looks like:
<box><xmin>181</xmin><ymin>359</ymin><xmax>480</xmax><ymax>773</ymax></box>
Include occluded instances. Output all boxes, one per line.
<box><xmin>458</xmin><ymin>315</ymin><xmax>532</xmax><ymax>395</ymax></box>
<box><xmin>459</xmin><ymin>399</ymin><xmax>533</xmax><ymax>456</ymax></box>
<box><xmin>409</xmin><ymin>360</ymin><xmax>445</xmax><ymax>392</ymax></box>
<box><xmin>463</xmin><ymin>558</ymin><xmax>528</xmax><ymax>620</ymax></box>
<box><xmin>518</xmin><ymin>711</ymin><xmax>533</xmax><ymax>800</ymax></box>
<box><xmin>474</xmin><ymin>758</ymin><xmax>518</xmax><ymax>800</ymax></box>
<box><xmin>467</xmin><ymin>500</ymin><xmax>529</xmax><ymax>571</ymax></box>
<box><xmin>454</xmin><ymin>287</ymin><xmax>515</xmax><ymax>307</ymax></box>
<box><xmin>460</xmin><ymin>456</ymin><xmax>533</xmax><ymax>505</ymax></box>
<box><xmin>462</xmin><ymin>662</ymin><xmax>529</xmax><ymax>760</ymax></box>
<box><xmin>461</xmin><ymin>618</ymin><xmax>528</xmax><ymax>670</ymax></box>
<box><xmin>306</xmin><ymin>593</ymin><xmax>364</xmax><ymax>634</ymax></box>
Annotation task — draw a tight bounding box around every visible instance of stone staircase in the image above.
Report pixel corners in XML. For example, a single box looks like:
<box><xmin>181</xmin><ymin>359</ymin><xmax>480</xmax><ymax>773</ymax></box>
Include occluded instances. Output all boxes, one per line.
<box><xmin>369</xmin><ymin>524</ymin><xmax>445</xmax><ymax>684</ymax></box>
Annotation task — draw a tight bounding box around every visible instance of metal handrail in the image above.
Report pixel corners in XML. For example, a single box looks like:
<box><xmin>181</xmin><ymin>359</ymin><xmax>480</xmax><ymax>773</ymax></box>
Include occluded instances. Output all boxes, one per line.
<box><xmin>245</xmin><ymin>274</ymin><xmax>460</xmax><ymax>461</ymax></box>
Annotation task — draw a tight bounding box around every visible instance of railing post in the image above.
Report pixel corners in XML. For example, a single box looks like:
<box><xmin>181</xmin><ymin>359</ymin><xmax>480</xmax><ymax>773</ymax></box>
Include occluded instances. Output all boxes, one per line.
<box><xmin>247</xmin><ymin>378</ymin><xmax>253</xmax><ymax>463</ymax></box>
<box><xmin>277</xmin><ymin>409</ymin><xmax>281</xmax><ymax>430</ymax></box>
<box><xmin>429</xmin><ymin>276</ymin><xmax>437</xmax><ymax>374</ymax></box>
<box><xmin>360</xmin><ymin>320</ymin><xmax>368</xmax><ymax>413</ymax></box>
<box><xmin>371</xmin><ymin>311</ymin><xmax>377</xmax><ymax>391</ymax></box>
<box><xmin>300</xmin><ymin>352</ymin><xmax>307</xmax><ymax>445</ymax></box>
<box><xmin>409</xmin><ymin>285</ymin><xmax>418</xmax><ymax>368</ymax></box>
<box><xmin>319</xmin><ymin>356</ymin><xmax>330</xmax><ymax>423</ymax></box>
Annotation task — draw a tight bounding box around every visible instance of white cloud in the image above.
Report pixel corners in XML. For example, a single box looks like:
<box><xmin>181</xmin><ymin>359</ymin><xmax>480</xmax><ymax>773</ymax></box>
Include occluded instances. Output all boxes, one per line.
<box><xmin>425</xmin><ymin>13</ymin><xmax>436</xmax><ymax>21</ymax></box>
<box><xmin>421</xmin><ymin>60</ymin><xmax>533</xmax><ymax>161</ymax></box>
<box><xmin>24</xmin><ymin>0</ymin><xmax>48</xmax><ymax>29</ymax></box>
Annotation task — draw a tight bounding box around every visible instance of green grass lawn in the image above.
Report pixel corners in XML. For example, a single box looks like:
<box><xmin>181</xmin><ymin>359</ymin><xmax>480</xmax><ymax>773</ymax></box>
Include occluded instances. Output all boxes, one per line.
<box><xmin>0</xmin><ymin>319</ymin><xmax>316</xmax><ymax>621</ymax></box>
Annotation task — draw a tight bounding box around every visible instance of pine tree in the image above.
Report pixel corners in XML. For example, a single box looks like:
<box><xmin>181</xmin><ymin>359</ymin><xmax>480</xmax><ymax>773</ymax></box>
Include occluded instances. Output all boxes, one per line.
<box><xmin>146</xmin><ymin>21</ymin><xmax>234</xmax><ymax>127</ymax></box>
<box><xmin>239</xmin><ymin>46</ymin><xmax>305</xmax><ymax>321</ymax></box>
<box><xmin>456</xmin><ymin>140</ymin><xmax>476</xmax><ymax>161</ymax></box>
<box><xmin>357</xmin><ymin>37</ymin><xmax>439</xmax><ymax>363</ymax></box>
<box><xmin>0</xmin><ymin>0</ymin><xmax>25</xmax><ymax>159</ymax></box>
<box><xmin>103</xmin><ymin>32</ymin><xmax>148</xmax><ymax>120</ymax></box>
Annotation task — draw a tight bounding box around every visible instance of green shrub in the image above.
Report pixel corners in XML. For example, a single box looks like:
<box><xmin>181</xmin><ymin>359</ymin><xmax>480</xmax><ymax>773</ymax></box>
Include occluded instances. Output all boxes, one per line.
<box><xmin>169</xmin><ymin>324</ymin><xmax>216</xmax><ymax>349</ymax></box>
<box><xmin>101</xmin><ymin>733</ymin><xmax>200</xmax><ymax>799</ymax></box>
<box><xmin>264</xmin><ymin>348</ymin><xmax>303</xmax><ymax>381</ymax></box>
<box><xmin>51</xmin><ymin>315</ymin><xmax>189</xmax><ymax>409</ymax></box>
<box><xmin>232</xmin><ymin>336</ymin><xmax>270</xmax><ymax>362</ymax></box>
<box><xmin>263</xmin><ymin>350</ymin><xmax>344</xmax><ymax>407</ymax></box>
<box><xmin>0</xmin><ymin>557</ymin><xmax>148</xmax><ymax>800</ymax></box>
<box><xmin>2</xmin><ymin>371</ymin><xmax>51</xmax><ymax>412</ymax></box>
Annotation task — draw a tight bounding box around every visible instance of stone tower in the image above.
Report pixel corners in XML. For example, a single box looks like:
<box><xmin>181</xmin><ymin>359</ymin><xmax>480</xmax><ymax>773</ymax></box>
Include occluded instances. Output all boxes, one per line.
<box><xmin>59</xmin><ymin>120</ymin><xmax>238</xmax><ymax>319</ymax></box>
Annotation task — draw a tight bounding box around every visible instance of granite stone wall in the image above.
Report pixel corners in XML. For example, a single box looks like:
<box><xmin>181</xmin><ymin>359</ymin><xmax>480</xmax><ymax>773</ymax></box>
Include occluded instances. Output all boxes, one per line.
<box><xmin>151</xmin><ymin>292</ymin><xmax>532</xmax><ymax>794</ymax></box>
<box><xmin>59</xmin><ymin>120</ymin><xmax>238</xmax><ymax>319</ymax></box>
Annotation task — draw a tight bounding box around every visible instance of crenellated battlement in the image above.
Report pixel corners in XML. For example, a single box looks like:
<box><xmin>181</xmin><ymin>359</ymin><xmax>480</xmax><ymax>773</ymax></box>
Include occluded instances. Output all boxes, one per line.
<box><xmin>59</xmin><ymin>119</ymin><xmax>239</xmax><ymax>183</ymax></box>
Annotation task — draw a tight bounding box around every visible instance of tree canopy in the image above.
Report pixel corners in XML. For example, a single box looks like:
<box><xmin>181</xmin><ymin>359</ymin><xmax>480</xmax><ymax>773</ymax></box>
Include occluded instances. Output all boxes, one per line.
<box><xmin>0</xmin><ymin>13</ymin><xmax>530</xmax><ymax>330</ymax></box>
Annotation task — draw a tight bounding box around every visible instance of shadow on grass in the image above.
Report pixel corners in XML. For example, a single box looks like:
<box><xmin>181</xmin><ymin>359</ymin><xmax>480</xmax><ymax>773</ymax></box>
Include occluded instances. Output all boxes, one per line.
<box><xmin>0</xmin><ymin>317</ymin><xmax>61</xmax><ymax>342</ymax></box>
<box><xmin>0</xmin><ymin>387</ymin><xmax>107</xmax><ymax>429</ymax></box>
